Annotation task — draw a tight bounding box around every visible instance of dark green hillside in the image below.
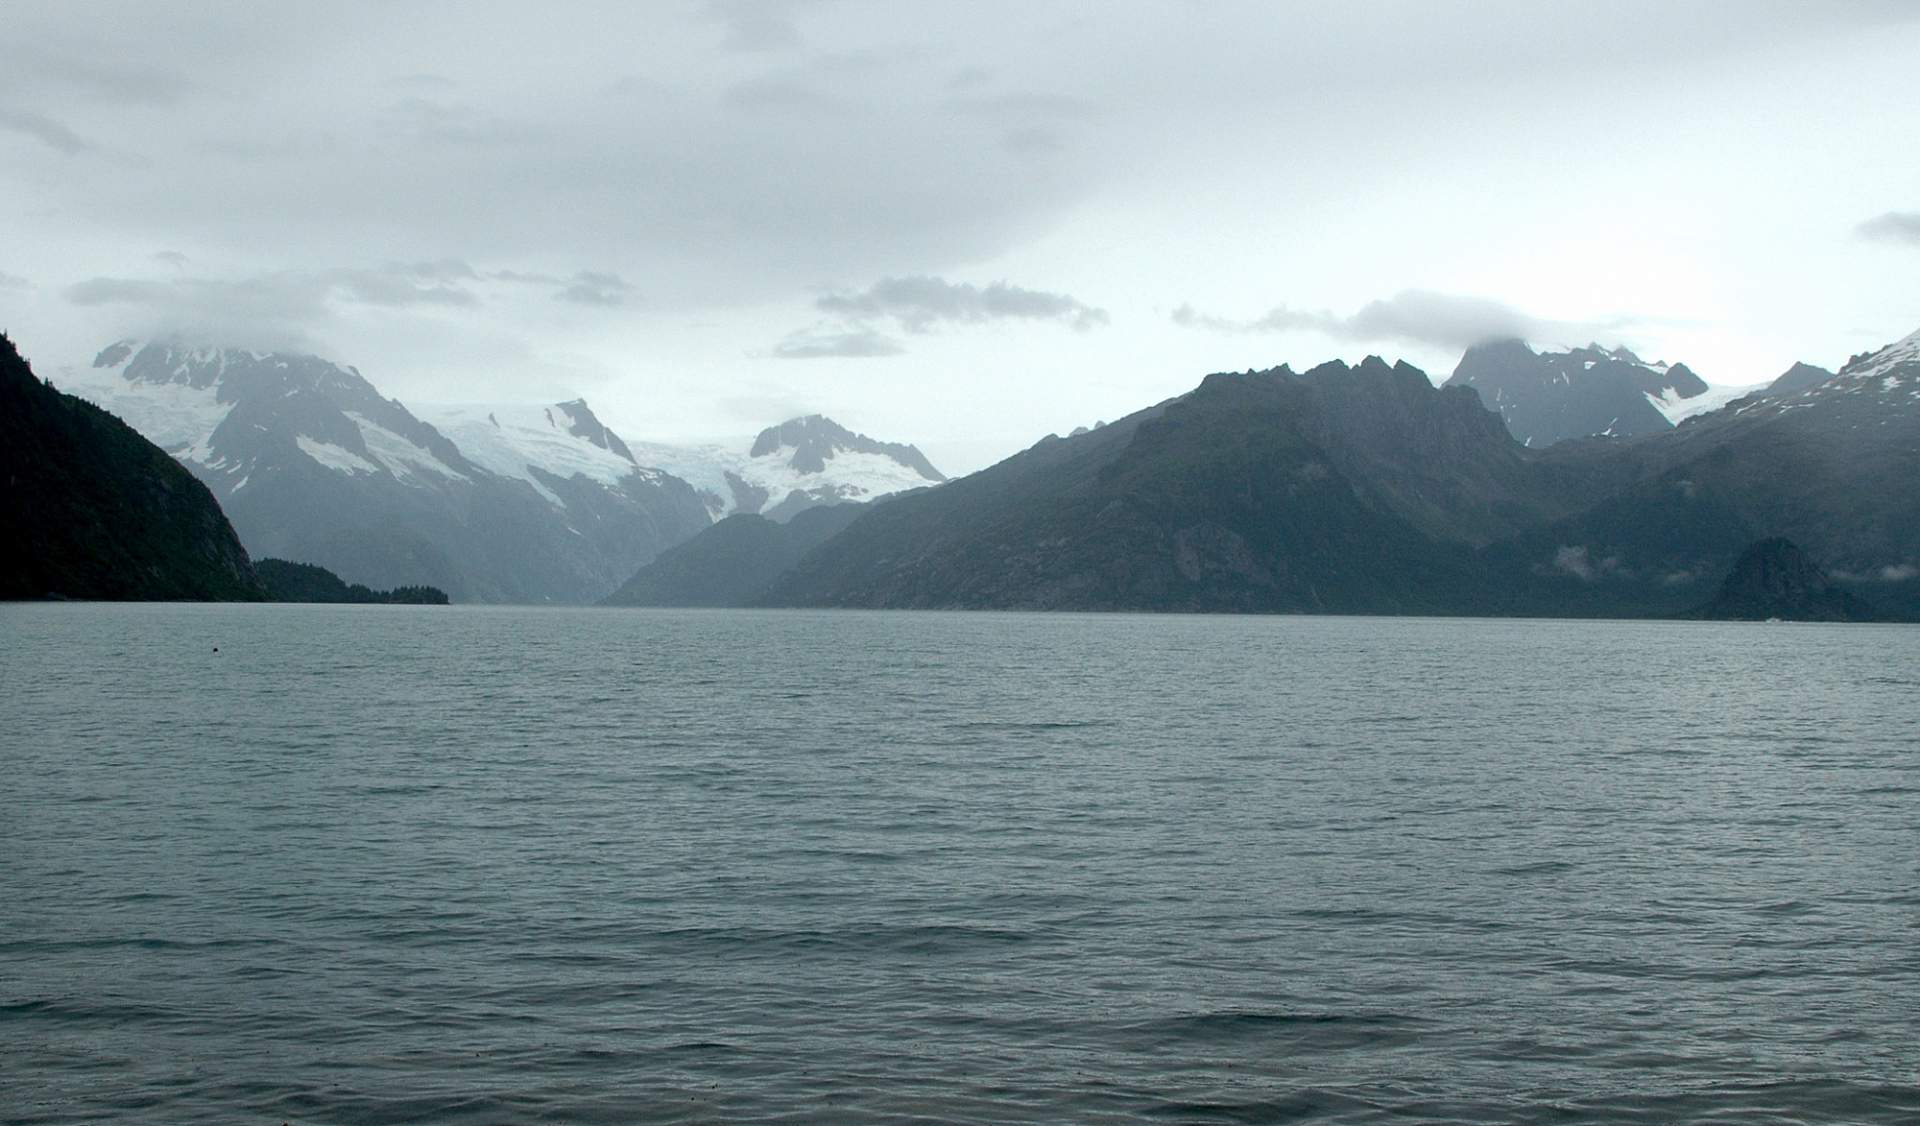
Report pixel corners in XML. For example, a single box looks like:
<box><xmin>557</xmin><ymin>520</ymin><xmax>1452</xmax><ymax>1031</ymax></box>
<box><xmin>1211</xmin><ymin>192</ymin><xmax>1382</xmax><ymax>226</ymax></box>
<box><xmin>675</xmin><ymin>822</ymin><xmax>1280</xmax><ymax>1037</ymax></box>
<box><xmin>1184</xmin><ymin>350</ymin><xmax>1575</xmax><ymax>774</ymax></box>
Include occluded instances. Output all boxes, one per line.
<box><xmin>0</xmin><ymin>335</ymin><xmax>263</xmax><ymax>601</ymax></box>
<box><xmin>255</xmin><ymin>559</ymin><xmax>449</xmax><ymax>604</ymax></box>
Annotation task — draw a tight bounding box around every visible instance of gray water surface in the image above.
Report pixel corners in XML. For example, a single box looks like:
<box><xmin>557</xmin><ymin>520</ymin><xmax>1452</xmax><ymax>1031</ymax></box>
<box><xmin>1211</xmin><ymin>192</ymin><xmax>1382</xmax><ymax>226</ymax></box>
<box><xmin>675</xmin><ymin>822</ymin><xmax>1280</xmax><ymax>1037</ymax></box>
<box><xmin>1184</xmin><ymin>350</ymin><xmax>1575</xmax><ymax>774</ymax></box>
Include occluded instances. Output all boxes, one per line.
<box><xmin>3</xmin><ymin>604</ymin><xmax>1917</xmax><ymax>1123</ymax></box>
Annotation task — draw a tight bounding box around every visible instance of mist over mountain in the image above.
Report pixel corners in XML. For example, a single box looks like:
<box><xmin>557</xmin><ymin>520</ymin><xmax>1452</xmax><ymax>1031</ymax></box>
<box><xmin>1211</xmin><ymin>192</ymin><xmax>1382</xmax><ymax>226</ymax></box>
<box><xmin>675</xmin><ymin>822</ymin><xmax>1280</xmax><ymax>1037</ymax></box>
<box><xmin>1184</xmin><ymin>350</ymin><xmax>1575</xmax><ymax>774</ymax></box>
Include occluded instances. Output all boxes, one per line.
<box><xmin>1</xmin><ymin>336</ymin><xmax>262</xmax><ymax>601</ymax></box>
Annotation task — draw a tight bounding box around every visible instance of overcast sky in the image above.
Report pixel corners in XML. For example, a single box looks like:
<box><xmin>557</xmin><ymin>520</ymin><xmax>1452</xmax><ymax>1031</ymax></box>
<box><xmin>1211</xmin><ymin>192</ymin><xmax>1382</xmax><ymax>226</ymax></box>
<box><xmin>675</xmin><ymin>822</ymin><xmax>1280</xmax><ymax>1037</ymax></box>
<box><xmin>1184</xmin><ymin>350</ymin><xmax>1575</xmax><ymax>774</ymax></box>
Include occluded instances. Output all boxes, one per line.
<box><xmin>3</xmin><ymin>1</ymin><xmax>1916</xmax><ymax>473</ymax></box>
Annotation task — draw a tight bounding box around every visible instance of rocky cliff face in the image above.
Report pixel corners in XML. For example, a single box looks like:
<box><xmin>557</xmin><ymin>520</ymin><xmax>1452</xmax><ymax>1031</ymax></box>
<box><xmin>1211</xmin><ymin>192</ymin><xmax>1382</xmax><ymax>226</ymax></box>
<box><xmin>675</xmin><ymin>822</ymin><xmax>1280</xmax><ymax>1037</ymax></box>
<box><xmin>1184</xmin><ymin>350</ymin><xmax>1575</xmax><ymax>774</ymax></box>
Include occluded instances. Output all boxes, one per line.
<box><xmin>1446</xmin><ymin>339</ymin><xmax>1709</xmax><ymax>447</ymax></box>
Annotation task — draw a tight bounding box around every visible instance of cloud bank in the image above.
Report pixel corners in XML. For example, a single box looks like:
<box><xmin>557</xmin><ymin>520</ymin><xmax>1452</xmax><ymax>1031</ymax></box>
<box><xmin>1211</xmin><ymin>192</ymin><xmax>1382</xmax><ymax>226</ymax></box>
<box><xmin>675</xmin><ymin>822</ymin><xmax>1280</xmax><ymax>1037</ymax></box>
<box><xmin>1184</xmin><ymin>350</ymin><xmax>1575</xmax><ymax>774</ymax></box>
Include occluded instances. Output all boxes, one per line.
<box><xmin>1172</xmin><ymin>289</ymin><xmax>1621</xmax><ymax>352</ymax></box>
<box><xmin>1857</xmin><ymin>211</ymin><xmax>1920</xmax><ymax>246</ymax></box>
<box><xmin>819</xmin><ymin>275</ymin><xmax>1108</xmax><ymax>334</ymax></box>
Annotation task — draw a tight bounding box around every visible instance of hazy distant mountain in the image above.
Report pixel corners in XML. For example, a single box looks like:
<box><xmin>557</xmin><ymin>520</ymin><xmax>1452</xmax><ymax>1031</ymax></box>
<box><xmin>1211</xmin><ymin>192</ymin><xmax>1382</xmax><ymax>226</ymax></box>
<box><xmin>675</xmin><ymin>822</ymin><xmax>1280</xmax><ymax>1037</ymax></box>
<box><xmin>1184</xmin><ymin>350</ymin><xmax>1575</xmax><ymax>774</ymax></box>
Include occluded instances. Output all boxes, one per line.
<box><xmin>1691</xmin><ymin>538</ymin><xmax>1879</xmax><ymax>622</ymax></box>
<box><xmin>1</xmin><ymin>335</ymin><xmax>262</xmax><ymax>601</ymax></box>
<box><xmin>62</xmin><ymin>342</ymin><xmax>711</xmax><ymax>602</ymax></box>
<box><xmin>1446</xmin><ymin>339</ymin><xmax>1727</xmax><ymax>446</ymax></box>
<box><xmin>603</xmin><ymin>503</ymin><xmax>868</xmax><ymax>607</ymax></box>
<box><xmin>625</xmin><ymin>414</ymin><xmax>945</xmax><ymax>523</ymax></box>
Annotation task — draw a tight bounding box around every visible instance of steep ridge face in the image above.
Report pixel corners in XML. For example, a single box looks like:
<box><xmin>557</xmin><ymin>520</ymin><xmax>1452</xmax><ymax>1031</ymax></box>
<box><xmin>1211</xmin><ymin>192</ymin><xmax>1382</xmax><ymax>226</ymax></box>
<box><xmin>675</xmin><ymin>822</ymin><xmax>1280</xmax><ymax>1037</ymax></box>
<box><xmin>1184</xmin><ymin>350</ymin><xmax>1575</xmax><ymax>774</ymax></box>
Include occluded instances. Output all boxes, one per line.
<box><xmin>628</xmin><ymin>414</ymin><xmax>945</xmax><ymax>522</ymax></box>
<box><xmin>62</xmin><ymin>342</ymin><xmax>711</xmax><ymax>602</ymax></box>
<box><xmin>761</xmin><ymin>359</ymin><xmax>1582</xmax><ymax>612</ymax></box>
<box><xmin>1447</xmin><ymin>339</ymin><xmax>1714</xmax><ymax>446</ymax></box>
<box><xmin>1761</xmin><ymin>362</ymin><xmax>1836</xmax><ymax>398</ymax></box>
<box><xmin>1</xmin><ymin>335</ymin><xmax>262</xmax><ymax>600</ymax></box>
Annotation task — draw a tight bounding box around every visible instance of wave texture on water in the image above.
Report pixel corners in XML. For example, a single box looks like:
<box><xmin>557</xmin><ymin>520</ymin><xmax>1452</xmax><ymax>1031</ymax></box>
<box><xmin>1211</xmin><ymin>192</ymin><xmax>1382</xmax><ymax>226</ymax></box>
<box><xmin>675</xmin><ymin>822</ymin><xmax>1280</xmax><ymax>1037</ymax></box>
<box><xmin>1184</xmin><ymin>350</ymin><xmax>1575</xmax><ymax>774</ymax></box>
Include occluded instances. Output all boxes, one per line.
<box><xmin>2</xmin><ymin>605</ymin><xmax>1918</xmax><ymax>1123</ymax></box>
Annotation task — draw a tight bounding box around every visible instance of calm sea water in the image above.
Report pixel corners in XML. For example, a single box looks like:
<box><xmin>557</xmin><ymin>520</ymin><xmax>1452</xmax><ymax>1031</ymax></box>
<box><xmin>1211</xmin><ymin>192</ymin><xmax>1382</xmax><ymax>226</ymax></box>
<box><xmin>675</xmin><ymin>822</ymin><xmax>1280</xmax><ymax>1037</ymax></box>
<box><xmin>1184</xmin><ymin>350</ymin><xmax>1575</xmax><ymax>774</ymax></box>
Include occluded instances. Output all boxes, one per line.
<box><xmin>2</xmin><ymin>604</ymin><xmax>1917</xmax><ymax>1124</ymax></box>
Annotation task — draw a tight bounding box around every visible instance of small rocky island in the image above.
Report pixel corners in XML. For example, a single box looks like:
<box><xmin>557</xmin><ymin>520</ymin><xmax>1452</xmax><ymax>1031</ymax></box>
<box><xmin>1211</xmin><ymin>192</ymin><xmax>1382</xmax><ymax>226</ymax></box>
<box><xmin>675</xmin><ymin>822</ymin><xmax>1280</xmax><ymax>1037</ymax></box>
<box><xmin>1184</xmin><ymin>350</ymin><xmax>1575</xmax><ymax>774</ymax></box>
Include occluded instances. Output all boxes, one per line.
<box><xmin>1693</xmin><ymin>538</ymin><xmax>1879</xmax><ymax>622</ymax></box>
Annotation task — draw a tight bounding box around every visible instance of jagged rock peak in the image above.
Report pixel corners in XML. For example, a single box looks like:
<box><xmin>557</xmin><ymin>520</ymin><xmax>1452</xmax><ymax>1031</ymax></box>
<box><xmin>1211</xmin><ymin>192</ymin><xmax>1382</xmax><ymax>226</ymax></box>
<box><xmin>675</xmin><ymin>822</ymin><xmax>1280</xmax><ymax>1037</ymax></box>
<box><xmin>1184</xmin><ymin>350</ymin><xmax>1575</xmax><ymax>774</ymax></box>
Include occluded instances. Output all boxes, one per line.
<box><xmin>550</xmin><ymin>399</ymin><xmax>636</xmax><ymax>464</ymax></box>
<box><xmin>749</xmin><ymin>414</ymin><xmax>944</xmax><ymax>481</ymax></box>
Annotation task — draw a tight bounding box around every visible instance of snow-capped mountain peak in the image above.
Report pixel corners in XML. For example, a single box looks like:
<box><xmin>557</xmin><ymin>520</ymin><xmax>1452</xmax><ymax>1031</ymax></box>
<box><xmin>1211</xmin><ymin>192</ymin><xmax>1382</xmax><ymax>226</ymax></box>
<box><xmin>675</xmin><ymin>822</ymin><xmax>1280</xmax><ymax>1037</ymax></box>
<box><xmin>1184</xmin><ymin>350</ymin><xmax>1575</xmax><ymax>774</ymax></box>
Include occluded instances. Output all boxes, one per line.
<box><xmin>417</xmin><ymin>400</ymin><xmax>663</xmax><ymax>506</ymax></box>
<box><xmin>630</xmin><ymin>414</ymin><xmax>945</xmax><ymax>522</ymax></box>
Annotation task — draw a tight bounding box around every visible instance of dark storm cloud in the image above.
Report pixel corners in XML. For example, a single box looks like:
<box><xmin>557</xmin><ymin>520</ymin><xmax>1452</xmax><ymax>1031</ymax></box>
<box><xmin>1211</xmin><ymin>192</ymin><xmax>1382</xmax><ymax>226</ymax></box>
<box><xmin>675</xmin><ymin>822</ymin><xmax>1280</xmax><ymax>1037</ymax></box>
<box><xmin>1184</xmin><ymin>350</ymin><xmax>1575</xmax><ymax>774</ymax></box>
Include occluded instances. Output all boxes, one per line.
<box><xmin>1174</xmin><ymin>291</ymin><xmax>1576</xmax><ymax>350</ymax></box>
<box><xmin>819</xmin><ymin>276</ymin><xmax>1109</xmax><ymax>334</ymax></box>
<box><xmin>1856</xmin><ymin>212</ymin><xmax>1920</xmax><ymax>246</ymax></box>
<box><xmin>770</xmin><ymin>327</ymin><xmax>906</xmax><ymax>359</ymax></box>
<box><xmin>0</xmin><ymin>108</ymin><xmax>93</xmax><ymax>155</ymax></box>
<box><xmin>556</xmin><ymin>271</ymin><xmax>635</xmax><ymax>307</ymax></box>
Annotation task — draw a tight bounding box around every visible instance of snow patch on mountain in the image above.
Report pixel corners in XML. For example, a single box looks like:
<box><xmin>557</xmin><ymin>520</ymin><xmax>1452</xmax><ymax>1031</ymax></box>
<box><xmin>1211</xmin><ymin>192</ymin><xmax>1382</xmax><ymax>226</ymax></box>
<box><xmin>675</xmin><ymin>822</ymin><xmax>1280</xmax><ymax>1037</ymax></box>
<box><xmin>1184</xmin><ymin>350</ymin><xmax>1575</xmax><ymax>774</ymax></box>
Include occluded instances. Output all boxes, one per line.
<box><xmin>348</xmin><ymin>412</ymin><xmax>470</xmax><ymax>485</ymax></box>
<box><xmin>295</xmin><ymin>434</ymin><xmax>381</xmax><ymax>475</ymax></box>
<box><xmin>1846</xmin><ymin>326</ymin><xmax>1920</xmax><ymax>383</ymax></box>
<box><xmin>1648</xmin><ymin>381</ymin><xmax>1763</xmax><ymax>425</ymax></box>
<box><xmin>629</xmin><ymin>420</ymin><xmax>943</xmax><ymax>521</ymax></box>
<box><xmin>54</xmin><ymin>351</ymin><xmax>232</xmax><ymax>460</ymax></box>
<box><xmin>419</xmin><ymin>402</ymin><xmax>661</xmax><ymax>505</ymax></box>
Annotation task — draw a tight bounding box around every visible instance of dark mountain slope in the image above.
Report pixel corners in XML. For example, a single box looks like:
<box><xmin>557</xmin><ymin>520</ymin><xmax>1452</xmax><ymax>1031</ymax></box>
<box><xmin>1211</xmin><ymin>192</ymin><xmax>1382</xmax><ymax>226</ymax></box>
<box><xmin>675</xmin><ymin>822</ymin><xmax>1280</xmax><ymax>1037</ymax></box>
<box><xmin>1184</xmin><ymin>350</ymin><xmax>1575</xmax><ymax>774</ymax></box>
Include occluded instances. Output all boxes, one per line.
<box><xmin>0</xmin><ymin>335</ymin><xmax>262</xmax><ymax>600</ymax></box>
<box><xmin>1492</xmin><ymin>328</ymin><xmax>1920</xmax><ymax>617</ymax></box>
<box><xmin>1762</xmin><ymin>362</ymin><xmax>1835</xmax><ymax>398</ymax></box>
<box><xmin>761</xmin><ymin>359</ymin><xmax>1571</xmax><ymax>613</ymax></box>
<box><xmin>603</xmin><ymin>502</ymin><xmax>869</xmax><ymax>607</ymax></box>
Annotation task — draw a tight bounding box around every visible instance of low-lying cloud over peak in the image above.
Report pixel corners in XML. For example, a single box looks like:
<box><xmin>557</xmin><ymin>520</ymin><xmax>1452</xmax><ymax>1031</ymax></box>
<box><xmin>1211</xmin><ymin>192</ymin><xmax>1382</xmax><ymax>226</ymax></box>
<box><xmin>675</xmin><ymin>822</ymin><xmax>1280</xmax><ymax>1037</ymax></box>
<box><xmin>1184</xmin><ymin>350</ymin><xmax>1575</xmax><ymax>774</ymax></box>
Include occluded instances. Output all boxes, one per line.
<box><xmin>768</xmin><ymin>274</ymin><xmax>1109</xmax><ymax>359</ymax></box>
<box><xmin>770</xmin><ymin>327</ymin><xmax>907</xmax><ymax>360</ymax></box>
<box><xmin>818</xmin><ymin>275</ymin><xmax>1108</xmax><ymax>334</ymax></box>
<box><xmin>1172</xmin><ymin>289</ymin><xmax>1625</xmax><ymax>352</ymax></box>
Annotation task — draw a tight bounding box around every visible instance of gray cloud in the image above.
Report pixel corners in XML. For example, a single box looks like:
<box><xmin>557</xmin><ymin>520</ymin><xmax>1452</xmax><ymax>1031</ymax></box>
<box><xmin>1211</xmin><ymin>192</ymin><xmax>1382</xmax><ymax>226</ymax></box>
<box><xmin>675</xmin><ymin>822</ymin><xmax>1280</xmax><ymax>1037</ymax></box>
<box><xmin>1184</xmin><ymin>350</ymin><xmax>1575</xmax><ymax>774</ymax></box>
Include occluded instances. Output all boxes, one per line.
<box><xmin>1857</xmin><ymin>211</ymin><xmax>1920</xmax><ymax>246</ymax></box>
<box><xmin>723</xmin><ymin>76</ymin><xmax>851</xmax><ymax>114</ymax></box>
<box><xmin>0</xmin><ymin>270</ymin><xmax>30</xmax><ymax>289</ymax></box>
<box><xmin>65</xmin><ymin>261</ymin><xmax>642</xmax><ymax>339</ymax></box>
<box><xmin>0</xmin><ymin>107</ymin><xmax>92</xmax><ymax>155</ymax></box>
<box><xmin>66</xmin><ymin>264</ymin><xmax>482</xmax><ymax>326</ymax></box>
<box><xmin>770</xmin><ymin>327</ymin><xmax>906</xmax><ymax>359</ymax></box>
<box><xmin>381</xmin><ymin>98</ymin><xmax>546</xmax><ymax>149</ymax></box>
<box><xmin>819</xmin><ymin>275</ymin><xmax>1109</xmax><ymax>334</ymax></box>
<box><xmin>706</xmin><ymin>0</ymin><xmax>809</xmax><ymax>52</ymax></box>
<box><xmin>3</xmin><ymin>48</ymin><xmax>194</xmax><ymax>106</ymax></box>
<box><xmin>1172</xmin><ymin>290</ymin><xmax>1611</xmax><ymax>351</ymax></box>
<box><xmin>556</xmin><ymin>271</ymin><xmax>635</xmax><ymax>307</ymax></box>
<box><xmin>152</xmin><ymin>250</ymin><xmax>189</xmax><ymax>268</ymax></box>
